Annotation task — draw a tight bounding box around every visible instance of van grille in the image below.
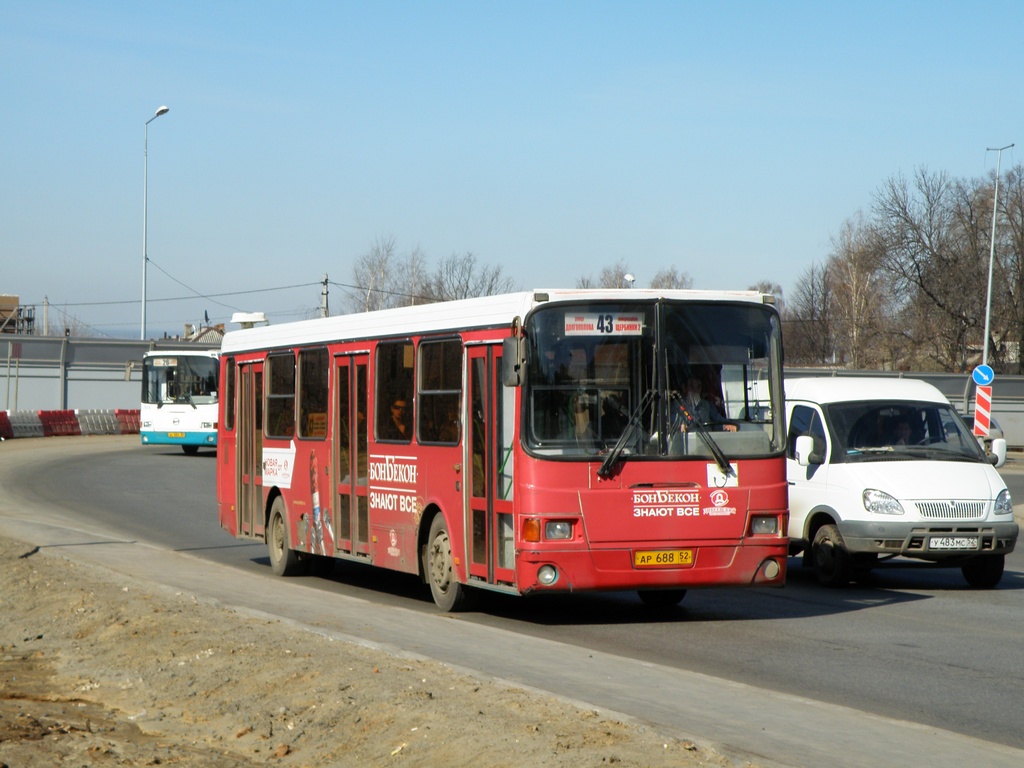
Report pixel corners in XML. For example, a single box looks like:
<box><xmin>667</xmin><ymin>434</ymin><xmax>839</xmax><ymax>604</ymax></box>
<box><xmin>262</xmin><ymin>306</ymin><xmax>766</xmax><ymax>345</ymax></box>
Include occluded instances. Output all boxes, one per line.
<box><xmin>914</xmin><ymin>500</ymin><xmax>986</xmax><ymax>520</ymax></box>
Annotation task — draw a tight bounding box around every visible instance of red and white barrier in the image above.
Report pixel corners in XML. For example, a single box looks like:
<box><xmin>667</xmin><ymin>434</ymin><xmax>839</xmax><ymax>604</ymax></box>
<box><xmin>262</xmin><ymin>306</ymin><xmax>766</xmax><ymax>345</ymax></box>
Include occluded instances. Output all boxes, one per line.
<box><xmin>0</xmin><ymin>409</ymin><xmax>140</xmax><ymax>440</ymax></box>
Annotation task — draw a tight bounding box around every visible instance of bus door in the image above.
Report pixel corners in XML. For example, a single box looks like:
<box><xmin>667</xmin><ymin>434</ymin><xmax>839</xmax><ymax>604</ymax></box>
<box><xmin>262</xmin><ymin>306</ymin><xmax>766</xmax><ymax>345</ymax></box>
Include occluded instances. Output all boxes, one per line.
<box><xmin>466</xmin><ymin>344</ymin><xmax>516</xmax><ymax>587</ymax></box>
<box><xmin>237</xmin><ymin>361</ymin><xmax>264</xmax><ymax>539</ymax></box>
<box><xmin>334</xmin><ymin>354</ymin><xmax>370</xmax><ymax>556</ymax></box>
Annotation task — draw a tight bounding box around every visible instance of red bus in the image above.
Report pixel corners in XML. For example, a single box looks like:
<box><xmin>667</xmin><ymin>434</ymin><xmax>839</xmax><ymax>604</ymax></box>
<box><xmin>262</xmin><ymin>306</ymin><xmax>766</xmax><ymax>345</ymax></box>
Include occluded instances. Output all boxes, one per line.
<box><xmin>216</xmin><ymin>289</ymin><xmax>789</xmax><ymax>611</ymax></box>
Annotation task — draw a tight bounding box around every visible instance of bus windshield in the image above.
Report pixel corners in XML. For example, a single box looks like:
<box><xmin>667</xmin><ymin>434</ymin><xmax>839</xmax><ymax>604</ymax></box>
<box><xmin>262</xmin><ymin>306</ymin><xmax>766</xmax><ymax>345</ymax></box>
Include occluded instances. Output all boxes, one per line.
<box><xmin>524</xmin><ymin>300</ymin><xmax>783</xmax><ymax>460</ymax></box>
<box><xmin>143</xmin><ymin>355</ymin><xmax>219</xmax><ymax>406</ymax></box>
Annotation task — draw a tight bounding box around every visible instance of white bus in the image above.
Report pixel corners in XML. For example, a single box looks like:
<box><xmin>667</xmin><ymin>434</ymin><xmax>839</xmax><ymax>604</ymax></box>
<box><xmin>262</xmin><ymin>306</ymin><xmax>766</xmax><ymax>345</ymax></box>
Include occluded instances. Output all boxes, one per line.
<box><xmin>141</xmin><ymin>349</ymin><xmax>220</xmax><ymax>455</ymax></box>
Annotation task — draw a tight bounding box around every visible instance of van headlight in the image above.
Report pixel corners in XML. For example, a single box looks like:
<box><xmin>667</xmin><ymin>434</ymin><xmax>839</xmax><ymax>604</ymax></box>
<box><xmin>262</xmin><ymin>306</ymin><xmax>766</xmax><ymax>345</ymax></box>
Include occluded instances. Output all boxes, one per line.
<box><xmin>863</xmin><ymin>489</ymin><xmax>904</xmax><ymax>515</ymax></box>
<box><xmin>994</xmin><ymin>489</ymin><xmax>1013</xmax><ymax>515</ymax></box>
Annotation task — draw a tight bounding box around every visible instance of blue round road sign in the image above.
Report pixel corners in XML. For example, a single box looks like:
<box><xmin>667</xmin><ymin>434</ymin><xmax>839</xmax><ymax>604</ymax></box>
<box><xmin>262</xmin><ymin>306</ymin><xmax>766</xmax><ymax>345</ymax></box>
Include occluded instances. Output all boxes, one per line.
<box><xmin>972</xmin><ymin>364</ymin><xmax>995</xmax><ymax>386</ymax></box>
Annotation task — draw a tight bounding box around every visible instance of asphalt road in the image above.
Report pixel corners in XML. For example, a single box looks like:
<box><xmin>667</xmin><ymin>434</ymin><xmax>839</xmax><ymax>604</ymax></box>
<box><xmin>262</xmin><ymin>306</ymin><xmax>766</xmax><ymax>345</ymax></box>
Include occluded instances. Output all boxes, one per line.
<box><xmin>2</xmin><ymin>435</ymin><xmax>1023</xmax><ymax>768</ymax></box>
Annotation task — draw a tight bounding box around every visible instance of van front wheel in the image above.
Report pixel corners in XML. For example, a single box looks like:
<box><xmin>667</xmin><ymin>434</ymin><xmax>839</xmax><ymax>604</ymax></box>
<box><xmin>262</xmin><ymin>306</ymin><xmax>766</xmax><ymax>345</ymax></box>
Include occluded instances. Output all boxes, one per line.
<box><xmin>811</xmin><ymin>524</ymin><xmax>851</xmax><ymax>587</ymax></box>
<box><xmin>962</xmin><ymin>554</ymin><xmax>1004</xmax><ymax>589</ymax></box>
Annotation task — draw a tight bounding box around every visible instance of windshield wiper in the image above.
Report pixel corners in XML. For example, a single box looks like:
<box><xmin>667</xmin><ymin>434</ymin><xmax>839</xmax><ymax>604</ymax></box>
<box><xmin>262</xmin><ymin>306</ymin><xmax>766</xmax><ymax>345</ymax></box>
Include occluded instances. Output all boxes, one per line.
<box><xmin>598</xmin><ymin>389</ymin><xmax>658</xmax><ymax>479</ymax></box>
<box><xmin>671</xmin><ymin>391</ymin><xmax>733</xmax><ymax>476</ymax></box>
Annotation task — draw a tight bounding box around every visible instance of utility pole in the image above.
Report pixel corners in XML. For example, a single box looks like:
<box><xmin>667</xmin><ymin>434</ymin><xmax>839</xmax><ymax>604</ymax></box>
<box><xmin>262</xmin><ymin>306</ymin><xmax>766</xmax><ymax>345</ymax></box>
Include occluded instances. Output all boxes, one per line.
<box><xmin>982</xmin><ymin>143</ymin><xmax>1014</xmax><ymax>366</ymax></box>
<box><xmin>321</xmin><ymin>273</ymin><xmax>330</xmax><ymax>318</ymax></box>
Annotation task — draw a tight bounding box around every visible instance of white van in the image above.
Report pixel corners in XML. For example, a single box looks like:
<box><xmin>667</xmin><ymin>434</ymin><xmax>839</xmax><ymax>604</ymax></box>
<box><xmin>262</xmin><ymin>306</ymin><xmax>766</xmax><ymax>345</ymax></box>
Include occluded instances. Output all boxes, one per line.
<box><xmin>785</xmin><ymin>377</ymin><xmax>1018</xmax><ymax>588</ymax></box>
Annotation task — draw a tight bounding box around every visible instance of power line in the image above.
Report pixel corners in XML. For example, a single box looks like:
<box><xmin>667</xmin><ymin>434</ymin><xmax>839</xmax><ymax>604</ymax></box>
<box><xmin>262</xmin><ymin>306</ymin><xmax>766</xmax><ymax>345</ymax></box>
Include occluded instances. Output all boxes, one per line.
<box><xmin>27</xmin><ymin>280</ymin><xmax>321</xmax><ymax>309</ymax></box>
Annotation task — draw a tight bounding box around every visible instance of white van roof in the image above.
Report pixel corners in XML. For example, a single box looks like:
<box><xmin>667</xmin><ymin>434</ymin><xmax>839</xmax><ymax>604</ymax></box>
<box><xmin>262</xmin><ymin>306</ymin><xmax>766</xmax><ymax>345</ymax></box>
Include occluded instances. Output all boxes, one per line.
<box><xmin>785</xmin><ymin>376</ymin><xmax>950</xmax><ymax>405</ymax></box>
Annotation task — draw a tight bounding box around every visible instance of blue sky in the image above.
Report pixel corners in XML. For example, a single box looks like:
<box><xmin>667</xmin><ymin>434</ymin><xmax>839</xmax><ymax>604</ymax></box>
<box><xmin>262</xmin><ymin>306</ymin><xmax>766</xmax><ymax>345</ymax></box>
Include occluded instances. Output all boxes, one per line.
<box><xmin>3</xmin><ymin>1</ymin><xmax>1023</xmax><ymax>338</ymax></box>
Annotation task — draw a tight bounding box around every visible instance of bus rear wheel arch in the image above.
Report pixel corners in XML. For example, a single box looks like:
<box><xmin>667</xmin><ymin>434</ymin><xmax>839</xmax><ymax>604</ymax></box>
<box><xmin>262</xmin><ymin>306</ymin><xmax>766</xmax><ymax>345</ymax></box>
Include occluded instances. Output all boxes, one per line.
<box><xmin>423</xmin><ymin>513</ymin><xmax>475</xmax><ymax>612</ymax></box>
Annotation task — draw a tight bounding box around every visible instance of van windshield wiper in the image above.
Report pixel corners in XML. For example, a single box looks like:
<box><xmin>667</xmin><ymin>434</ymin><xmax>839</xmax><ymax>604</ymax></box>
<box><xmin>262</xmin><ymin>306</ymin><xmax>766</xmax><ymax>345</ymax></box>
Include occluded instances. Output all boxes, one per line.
<box><xmin>598</xmin><ymin>389</ymin><xmax>657</xmax><ymax>479</ymax></box>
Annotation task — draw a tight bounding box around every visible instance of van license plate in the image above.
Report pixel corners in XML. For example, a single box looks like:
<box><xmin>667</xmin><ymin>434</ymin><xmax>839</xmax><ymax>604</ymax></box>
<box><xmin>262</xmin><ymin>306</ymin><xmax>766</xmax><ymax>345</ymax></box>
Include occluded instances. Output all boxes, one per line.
<box><xmin>634</xmin><ymin>549</ymin><xmax>694</xmax><ymax>567</ymax></box>
<box><xmin>929</xmin><ymin>536</ymin><xmax>979</xmax><ymax>551</ymax></box>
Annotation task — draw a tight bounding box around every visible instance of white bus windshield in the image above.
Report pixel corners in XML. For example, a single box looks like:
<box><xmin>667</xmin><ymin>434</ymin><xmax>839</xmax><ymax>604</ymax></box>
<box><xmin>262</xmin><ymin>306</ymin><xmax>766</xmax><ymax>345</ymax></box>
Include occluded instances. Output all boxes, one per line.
<box><xmin>142</xmin><ymin>355</ymin><xmax>219</xmax><ymax>406</ymax></box>
<box><xmin>523</xmin><ymin>300</ymin><xmax>783</xmax><ymax>461</ymax></box>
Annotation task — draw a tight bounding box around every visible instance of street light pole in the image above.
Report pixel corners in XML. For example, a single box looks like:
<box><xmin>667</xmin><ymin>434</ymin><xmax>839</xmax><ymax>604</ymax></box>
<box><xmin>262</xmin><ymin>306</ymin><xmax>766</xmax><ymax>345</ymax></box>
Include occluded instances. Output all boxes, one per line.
<box><xmin>142</xmin><ymin>105</ymin><xmax>170</xmax><ymax>340</ymax></box>
<box><xmin>982</xmin><ymin>143</ymin><xmax>1014</xmax><ymax>366</ymax></box>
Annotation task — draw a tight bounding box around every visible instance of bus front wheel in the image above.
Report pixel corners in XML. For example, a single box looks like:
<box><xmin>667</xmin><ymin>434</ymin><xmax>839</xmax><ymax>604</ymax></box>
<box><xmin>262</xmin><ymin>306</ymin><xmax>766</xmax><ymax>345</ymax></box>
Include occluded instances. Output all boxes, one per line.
<box><xmin>424</xmin><ymin>515</ymin><xmax>474</xmax><ymax>612</ymax></box>
<box><xmin>268</xmin><ymin>497</ymin><xmax>303</xmax><ymax>577</ymax></box>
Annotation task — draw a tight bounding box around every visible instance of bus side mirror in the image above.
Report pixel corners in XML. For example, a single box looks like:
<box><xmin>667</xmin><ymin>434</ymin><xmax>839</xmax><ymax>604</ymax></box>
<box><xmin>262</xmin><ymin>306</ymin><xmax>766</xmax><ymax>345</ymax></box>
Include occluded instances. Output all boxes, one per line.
<box><xmin>502</xmin><ymin>336</ymin><xmax>526</xmax><ymax>387</ymax></box>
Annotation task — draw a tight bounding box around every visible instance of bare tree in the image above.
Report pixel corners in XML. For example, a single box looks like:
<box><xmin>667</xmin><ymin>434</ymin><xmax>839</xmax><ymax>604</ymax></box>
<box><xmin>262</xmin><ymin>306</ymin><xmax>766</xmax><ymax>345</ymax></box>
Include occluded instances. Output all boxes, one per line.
<box><xmin>426</xmin><ymin>252</ymin><xmax>516</xmax><ymax>301</ymax></box>
<box><xmin>747</xmin><ymin>280</ymin><xmax>785</xmax><ymax>316</ymax></box>
<box><xmin>348</xmin><ymin>235</ymin><xmax>399</xmax><ymax>312</ymax></box>
<box><xmin>346</xmin><ymin>237</ymin><xmax>431</xmax><ymax>312</ymax></box>
<box><xmin>576</xmin><ymin>259</ymin><xmax>632</xmax><ymax>289</ymax></box>
<box><xmin>826</xmin><ymin>215</ymin><xmax>890</xmax><ymax>368</ymax></box>
<box><xmin>873</xmin><ymin>169</ymin><xmax>991</xmax><ymax>371</ymax></box>
<box><xmin>783</xmin><ymin>261</ymin><xmax>834</xmax><ymax>365</ymax></box>
<box><xmin>650</xmin><ymin>266</ymin><xmax>694</xmax><ymax>290</ymax></box>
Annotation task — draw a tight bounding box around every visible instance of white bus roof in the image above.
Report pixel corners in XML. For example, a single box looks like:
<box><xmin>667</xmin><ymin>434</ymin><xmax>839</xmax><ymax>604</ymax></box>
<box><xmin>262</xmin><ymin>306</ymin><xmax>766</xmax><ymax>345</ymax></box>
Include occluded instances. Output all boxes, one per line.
<box><xmin>785</xmin><ymin>376</ymin><xmax>950</xmax><ymax>405</ymax></box>
<box><xmin>221</xmin><ymin>288</ymin><xmax>776</xmax><ymax>355</ymax></box>
<box><xmin>143</xmin><ymin>349</ymin><xmax>220</xmax><ymax>358</ymax></box>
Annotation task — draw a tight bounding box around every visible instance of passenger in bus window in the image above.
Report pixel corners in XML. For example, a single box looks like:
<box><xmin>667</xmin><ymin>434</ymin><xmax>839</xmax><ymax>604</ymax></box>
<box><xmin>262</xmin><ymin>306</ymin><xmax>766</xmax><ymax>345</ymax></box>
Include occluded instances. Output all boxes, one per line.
<box><xmin>380</xmin><ymin>397</ymin><xmax>411</xmax><ymax>440</ymax></box>
<box><xmin>601</xmin><ymin>394</ymin><xmax>628</xmax><ymax>440</ymax></box>
<box><xmin>545</xmin><ymin>341</ymin><xmax>584</xmax><ymax>384</ymax></box>
<box><xmin>535</xmin><ymin>343</ymin><xmax>589</xmax><ymax>442</ymax></box>
<box><xmin>678</xmin><ymin>376</ymin><xmax>736</xmax><ymax>432</ymax></box>
<box><xmin>437</xmin><ymin>399</ymin><xmax>460</xmax><ymax>443</ymax></box>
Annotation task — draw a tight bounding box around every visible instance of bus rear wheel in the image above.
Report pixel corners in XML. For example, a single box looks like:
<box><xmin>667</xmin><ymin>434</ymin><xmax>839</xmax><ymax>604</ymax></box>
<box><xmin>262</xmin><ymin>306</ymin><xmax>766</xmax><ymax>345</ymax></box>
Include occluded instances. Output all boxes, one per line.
<box><xmin>424</xmin><ymin>515</ymin><xmax>474</xmax><ymax>612</ymax></box>
<box><xmin>268</xmin><ymin>497</ymin><xmax>303</xmax><ymax>577</ymax></box>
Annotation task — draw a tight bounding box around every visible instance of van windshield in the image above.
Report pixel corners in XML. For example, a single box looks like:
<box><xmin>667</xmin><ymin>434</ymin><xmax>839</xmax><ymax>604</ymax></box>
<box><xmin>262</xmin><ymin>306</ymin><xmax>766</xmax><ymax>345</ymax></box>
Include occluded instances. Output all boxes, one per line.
<box><xmin>824</xmin><ymin>400</ymin><xmax>986</xmax><ymax>463</ymax></box>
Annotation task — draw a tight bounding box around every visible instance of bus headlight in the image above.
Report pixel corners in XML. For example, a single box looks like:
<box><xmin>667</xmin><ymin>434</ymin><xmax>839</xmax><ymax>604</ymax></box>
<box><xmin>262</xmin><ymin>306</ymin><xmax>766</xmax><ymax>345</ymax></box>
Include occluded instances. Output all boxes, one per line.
<box><xmin>863</xmin><ymin>489</ymin><xmax>904</xmax><ymax>515</ymax></box>
<box><xmin>537</xmin><ymin>565</ymin><xmax>558</xmax><ymax>585</ymax></box>
<box><xmin>750</xmin><ymin>516</ymin><xmax>778</xmax><ymax>535</ymax></box>
<box><xmin>545</xmin><ymin>521</ymin><xmax>573</xmax><ymax>540</ymax></box>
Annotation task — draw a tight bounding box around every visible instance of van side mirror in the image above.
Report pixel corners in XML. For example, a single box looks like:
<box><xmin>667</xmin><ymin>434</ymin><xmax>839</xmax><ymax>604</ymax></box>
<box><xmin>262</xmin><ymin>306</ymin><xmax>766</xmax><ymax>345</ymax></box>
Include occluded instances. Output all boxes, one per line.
<box><xmin>502</xmin><ymin>336</ymin><xmax>526</xmax><ymax>387</ymax></box>
<box><xmin>989</xmin><ymin>438</ymin><xmax>1007</xmax><ymax>468</ymax></box>
<box><xmin>794</xmin><ymin>435</ymin><xmax>824</xmax><ymax>467</ymax></box>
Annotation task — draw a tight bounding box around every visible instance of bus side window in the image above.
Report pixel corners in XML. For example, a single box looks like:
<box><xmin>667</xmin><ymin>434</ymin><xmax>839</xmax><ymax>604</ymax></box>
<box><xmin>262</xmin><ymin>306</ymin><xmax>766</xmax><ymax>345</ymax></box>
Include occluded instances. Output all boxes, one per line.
<box><xmin>418</xmin><ymin>339</ymin><xmax>461</xmax><ymax>444</ymax></box>
<box><xmin>298</xmin><ymin>347</ymin><xmax>329</xmax><ymax>438</ymax></box>
<box><xmin>376</xmin><ymin>341</ymin><xmax>414</xmax><ymax>442</ymax></box>
<box><xmin>224</xmin><ymin>358</ymin><xmax>235</xmax><ymax>431</ymax></box>
<box><xmin>267</xmin><ymin>352</ymin><xmax>296</xmax><ymax>438</ymax></box>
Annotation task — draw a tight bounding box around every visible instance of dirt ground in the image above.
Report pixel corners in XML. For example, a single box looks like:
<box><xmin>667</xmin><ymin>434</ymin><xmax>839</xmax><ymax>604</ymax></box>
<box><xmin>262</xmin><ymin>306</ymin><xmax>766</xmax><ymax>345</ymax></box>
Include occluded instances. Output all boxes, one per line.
<box><xmin>0</xmin><ymin>534</ymin><xmax>761</xmax><ymax>768</ymax></box>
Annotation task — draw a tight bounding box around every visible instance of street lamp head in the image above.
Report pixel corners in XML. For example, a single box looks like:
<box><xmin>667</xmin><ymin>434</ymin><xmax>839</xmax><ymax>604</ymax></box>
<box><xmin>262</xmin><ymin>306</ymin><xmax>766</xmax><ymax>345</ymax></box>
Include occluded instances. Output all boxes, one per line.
<box><xmin>155</xmin><ymin>105</ymin><xmax>170</xmax><ymax>117</ymax></box>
